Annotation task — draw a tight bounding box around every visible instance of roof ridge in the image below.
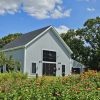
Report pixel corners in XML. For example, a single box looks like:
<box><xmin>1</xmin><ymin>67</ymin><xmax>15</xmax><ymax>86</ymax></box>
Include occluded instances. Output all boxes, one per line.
<box><xmin>2</xmin><ymin>25</ymin><xmax>51</xmax><ymax>50</ymax></box>
<box><xmin>24</xmin><ymin>25</ymin><xmax>51</xmax><ymax>35</ymax></box>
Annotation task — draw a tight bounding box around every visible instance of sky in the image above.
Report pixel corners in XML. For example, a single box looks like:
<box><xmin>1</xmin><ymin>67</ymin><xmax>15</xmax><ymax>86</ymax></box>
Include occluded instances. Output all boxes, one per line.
<box><xmin>0</xmin><ymin>0</ymin><xmax>100</xmax><ymax>38</ymax></box>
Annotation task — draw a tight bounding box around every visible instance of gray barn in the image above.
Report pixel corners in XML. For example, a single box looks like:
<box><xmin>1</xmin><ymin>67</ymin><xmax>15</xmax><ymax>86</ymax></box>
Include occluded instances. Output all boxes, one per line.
<box><xmin>1</xmin><ymin>26</ymin><xmax>73</xmax><ymax>76</ymax></box>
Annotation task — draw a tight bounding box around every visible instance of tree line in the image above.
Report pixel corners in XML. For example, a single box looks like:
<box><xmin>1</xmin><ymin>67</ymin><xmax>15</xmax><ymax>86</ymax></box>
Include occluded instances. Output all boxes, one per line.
<box><xmin>0</xmin><ymin>33</ymin><xmax>22</xmax><ymax>48</ymax></box>
<box><xmin>61</xmin><ymin>17</ymin><xmax>100</xmax><ymax>70</ymax></box>
<box><xmin>0</xmin><ymin>17</ymin><xmax>100</xmax><ymax>70</ymax></box>
<box><xmin>0</xmin><ymin>52</ymin><xmax>21</xmax><ymax>72</ymax></box>
<box><xmin>0</xmin><ymin>33</ymin><xmax>22</xmax><ymax>72</ymax></box>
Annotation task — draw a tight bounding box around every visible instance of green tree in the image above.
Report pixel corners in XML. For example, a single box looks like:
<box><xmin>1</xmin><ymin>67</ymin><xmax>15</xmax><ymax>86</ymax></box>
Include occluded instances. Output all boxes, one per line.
<box><xmin>61</xmin><ymin>17</ymin><xmax>100</xmax><ymax>70</ymax></box>
<box><xmin>0</xmin><ymin>52</ymin><xmax>7</xmax><ymax>67</ymax></box>
<box><xmin>0</xmin><ymin>52</ymin><xmax>21</xmax><ymax>72</ymax></box>
<box><xmin>61</xmin><ymin>29</ymin><xmax>85</xmax><ymax>63</ymax></box>
<box><xmin>83</xmin><ymin>17</ymin><xmax>100</xmax><ymax>69</ymax></box>
<box><xmin>6</xmin><ymin>56</ymin><xmax>16</xmax><ymax>71</ymax></box>
<box><xmin>0</xmin><ymin>33</ymin><xmax>22</xmax><ymax>48</ymax></box>
<box><xmin>15</xmin><ymin>61</ymin><xmax>21</xmax><ymax>71</ymax></box>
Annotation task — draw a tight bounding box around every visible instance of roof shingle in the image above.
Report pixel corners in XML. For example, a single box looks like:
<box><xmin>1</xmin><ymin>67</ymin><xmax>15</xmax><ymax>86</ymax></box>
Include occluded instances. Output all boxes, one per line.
<box><xmin>3</xmin><ymin>26</ymin><xmax>50</xmax><ymax>50</ymax></box>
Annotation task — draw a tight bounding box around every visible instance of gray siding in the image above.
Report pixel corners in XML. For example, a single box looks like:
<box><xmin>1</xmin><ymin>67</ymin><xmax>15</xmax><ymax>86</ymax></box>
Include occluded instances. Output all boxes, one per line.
<box><xmin>25</xmin><ymin>29</ymin><xmax>71</xmax><ymax>76</ymax></box>
<box><xmin>5</xmin><ymin>48</ymin><xmax>25</xmax><ymax>72</ymax></box>
<box><xmin>71</xmin><ymin>59</ymin><xmax>85</xmax><ymax>73</ymax></box>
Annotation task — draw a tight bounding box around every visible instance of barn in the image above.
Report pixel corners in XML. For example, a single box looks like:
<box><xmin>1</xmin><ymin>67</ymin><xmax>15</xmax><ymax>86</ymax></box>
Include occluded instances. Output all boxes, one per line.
<box><xmin>0</xmin><ymin>26</ymin><xmax>74</xmax><ymax>76</ymax></box>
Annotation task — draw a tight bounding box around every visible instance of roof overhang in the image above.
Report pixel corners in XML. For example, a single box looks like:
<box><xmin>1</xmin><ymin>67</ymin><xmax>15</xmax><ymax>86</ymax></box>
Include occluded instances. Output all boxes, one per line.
<box><xmin>1</xmin><ymin>26</ymin><xmax>73</xmax><ymax>54</ymax></box>
<box><xmin>0</xmin><ymin>45</ymin><xmax>25</xmax><ymax>52</ymax></box>
<box><xmin>25</xmin><ymin>26</ymin><xmax>73</xmax><ymax>54</ymax></box>
<box><xmin>51</xmin><ymin>26</ymin><xmax>73</xmax><ymax>54</ymax></box>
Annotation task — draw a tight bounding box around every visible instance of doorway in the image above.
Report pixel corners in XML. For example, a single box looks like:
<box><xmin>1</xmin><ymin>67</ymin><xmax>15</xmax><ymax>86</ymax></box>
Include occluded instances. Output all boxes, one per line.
<box><xmin>43</xmin><ymin>63</ymin><xmax>56</xmax><ymax>76</ymax></box>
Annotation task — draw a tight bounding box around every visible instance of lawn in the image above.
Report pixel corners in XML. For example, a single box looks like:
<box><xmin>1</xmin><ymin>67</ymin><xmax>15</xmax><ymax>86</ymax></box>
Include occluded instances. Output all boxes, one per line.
<box><xmin>0</xmin><ymin>70</ymin><xmax>100</xmax><ymax>100</ymax></box>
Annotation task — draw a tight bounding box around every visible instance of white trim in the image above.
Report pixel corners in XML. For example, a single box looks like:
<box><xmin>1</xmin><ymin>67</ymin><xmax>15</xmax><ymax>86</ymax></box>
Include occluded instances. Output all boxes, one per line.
<box><xmin>42</xmin><ymin>49</ymin><xmax>57</xmax><ymax>63</ymax></box>
<box><xmin>51</xmin><ymin>26</ymin><xmax>73</xmax><ymax>54</ymax></box>
<box><xmin>25</xmin><ymin>26</ymin><xmax>52</xmax><ymax>47</ymax></box>
<box><xmin>25</xmin><ymin>26</ymin><xmax>73</xmax><ymax>54</ymax></box>
<box><xmin>23</xmin><ymin>48</ymin><xmax>26</xmax><ymax>73</ymax></box>
<box><xmin>42</xmin><ymin>61</ymin><xmax>57</xmax><ymax>64</ymax></box>
<box><xmin>1</xmin><ymin>25</ymin><xmax>73</xmax><ymax>54</ymax></box>
<box><xmin>42</xmin><ymin>48</ymin><xmax>56</xmax><ymax>52</ymax></box>
<box><xmin>0</xmin><ymin>45</ymin><xmax>25</xmax><ymax>52</ymax></box>
<box><xmin>0</xmin><ymin>26</ymin><xmax>51</xmax><ymax>52</ymax></box>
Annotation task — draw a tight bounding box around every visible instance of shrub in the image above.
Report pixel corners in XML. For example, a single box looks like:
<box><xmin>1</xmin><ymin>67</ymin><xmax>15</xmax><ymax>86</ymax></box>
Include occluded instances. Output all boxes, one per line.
<box><xmin>0</xmin><ymin>70</ymin><xmax>100</xmax><ymax>100</ymax></box>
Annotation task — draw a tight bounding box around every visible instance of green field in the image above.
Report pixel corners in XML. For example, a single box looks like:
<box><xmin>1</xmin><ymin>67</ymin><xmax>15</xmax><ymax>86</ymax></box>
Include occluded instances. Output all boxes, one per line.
<box><xmin>0</xmin><ymin>70</ymin><xmax>100</xmax><ymax>100</ymax></box>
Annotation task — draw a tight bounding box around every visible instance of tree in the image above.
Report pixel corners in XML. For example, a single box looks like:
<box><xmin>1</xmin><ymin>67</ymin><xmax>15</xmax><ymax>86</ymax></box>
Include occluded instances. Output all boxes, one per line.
<box><xmin>61</xmin><ymin>29</ymin><xmax>85</xmax><ymax>63</ymax></box>
<box><xmin>15</xmin><ymin>61</ymin><xmax>21</xmax><ymax>71</ymax></box>
<box><xmin>61</xmin><ymin>17</ymin><xmax>100</xmax><ymax>70</ymax></box>
<box><xmin>6</xmin><ymin>56</ymin><xmax>16</xmax><ymax>71</ymax></box>
<box><xmin>0</xmin><ymin>52</ymin><xmax>21</xmax><ymax>72</ymax></box>
<box><xmin>0</xmin><ymin>33</ymin><xmax>22</xmax><ymax>48</ymax></box>
<box><xmin>0</xmin><ymin>52</ymin><xmax>7</xmax><ymax>67</ymax></box>
<box><xmin>83</xmin><ymin>17</ymin><xmax>100</xmax><ymax>69</ymax></box>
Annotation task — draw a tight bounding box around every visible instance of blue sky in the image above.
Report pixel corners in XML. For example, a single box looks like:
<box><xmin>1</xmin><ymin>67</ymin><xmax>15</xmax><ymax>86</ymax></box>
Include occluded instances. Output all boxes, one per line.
<box><xmin>0</xmin><ymin>0</ymin><xmax>99</xmax><ymax>38</ymax></box>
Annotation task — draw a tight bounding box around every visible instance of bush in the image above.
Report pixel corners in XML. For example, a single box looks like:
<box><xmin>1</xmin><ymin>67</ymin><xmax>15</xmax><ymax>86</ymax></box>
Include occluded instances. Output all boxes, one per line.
<box><xmin>0</xmin><ymin>71</ymin><xmax>100</xmax><ymax>100</ymax></box>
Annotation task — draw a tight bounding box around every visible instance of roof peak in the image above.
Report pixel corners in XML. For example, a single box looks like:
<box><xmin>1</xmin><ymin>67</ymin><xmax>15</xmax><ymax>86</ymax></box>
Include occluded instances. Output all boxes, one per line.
<box><xmin>25</xmin><ymin>25</ymin><xmax>52</xmax><ymax>34</ymax></box>
<box><xmin>3</xmin><ymin>25</ymin><xmax>52</xmax><ymax>50</ymax></box>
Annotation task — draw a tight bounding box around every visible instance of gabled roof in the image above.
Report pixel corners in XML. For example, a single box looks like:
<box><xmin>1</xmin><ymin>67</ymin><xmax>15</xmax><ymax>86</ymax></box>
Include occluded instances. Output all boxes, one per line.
<box><xmin>3</xmin><ymin>26</ymin><xmax>50</xmax><ymax>50</ymax></box>
<box><xmin>2</xmin><ymin>26</ymin><xmax>73</xmax><ymax>54</ymax></box>
<box><xmin>71</xmin><ymin>59</ymin><xmax>85</xmax><ymax>68</ymax></box>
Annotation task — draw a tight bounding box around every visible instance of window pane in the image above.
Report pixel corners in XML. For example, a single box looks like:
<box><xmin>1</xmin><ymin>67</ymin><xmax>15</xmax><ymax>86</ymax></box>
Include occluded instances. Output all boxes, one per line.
<box><xmin>32</xmin><ymin>63</ymin><xmax>36</xmax><ymax>73</ymax></box>
<box><xmin>43</xmin><ymin>63</ymin><xmax>56</xmax><ymax>76</ymax></box>
<box><xmin>62</xmin><ymin>65</ymin><xmax>65</xmax><ymax>76</ymax></box>
<box><xmin>62</xmin><ymin>65</ymin><xmax>65</xmax><ymax>72</ymax></box>
<box><xmin>0</xmin><ymin>66</ymin><xmax>3</xmax><ymax>73</ymax></box>
<box><xmin>43</xmin><ymin>50</ymin><xmax>56</xmax><ymax>62</ymax></box>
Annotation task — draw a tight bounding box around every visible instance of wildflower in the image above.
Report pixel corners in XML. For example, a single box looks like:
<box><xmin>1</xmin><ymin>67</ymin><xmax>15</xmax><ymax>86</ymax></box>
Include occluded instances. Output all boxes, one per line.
<box><xmin>76</xmin><ymin>90</ymin><xmax>81</xmax><ymax>93</ymax></box>
<box><xmin>55</xmin><ymin>92</ymin><xmax>61</xmax><ymax>96</ymax></box>
<box><xmin>84</xmin><ymin>82</ymin><xmax>90</xmax><ymax>85</ymax></box>
<box><xmin>85</xmin><ymin>88</ymin><xmax>91</xmax><ymax>91</ymax></box>
<box><xmin>25</xmin><ymin>89</ymin><xmax>28</xmax><ymax>92</ymax></box>
<box><xmin>35</xmin><ymin>82</ymin><xmax>40</xmax><ymax>86</ymax></box>
<box><xmin>97</xmin><ymin>88</ymin><xmax>100</xmax><ymax>90</ymax></box>
<box><xmin>77</xmin><ymin>83</ymin><xmax>81</xmax><ymax>86</ymax></box>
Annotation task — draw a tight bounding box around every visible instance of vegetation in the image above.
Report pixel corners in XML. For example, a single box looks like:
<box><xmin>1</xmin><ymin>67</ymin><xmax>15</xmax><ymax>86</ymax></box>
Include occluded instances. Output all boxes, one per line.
<box><xmin>0</xmin><ymin>52</ymin><xmax>21</xmax><ymax>72</ymax></box>
<box><xmin>0</xmin><ymin>33</ymin><xmax>22</xmax><ymax>48</ymax></box>
<box><xmin>61</xmin><ymin>17</ymin><xmax>100</xmax><ymax>69</ymax></box>
<box><xmin>0</xmin><ymin>70</ymin><xmax>100</xmax><ymax>100</ymax></box>
<box><xmin>0</xmin><ymin>17</ymin><xmax>100</xmax><ymax>69</ymax></box>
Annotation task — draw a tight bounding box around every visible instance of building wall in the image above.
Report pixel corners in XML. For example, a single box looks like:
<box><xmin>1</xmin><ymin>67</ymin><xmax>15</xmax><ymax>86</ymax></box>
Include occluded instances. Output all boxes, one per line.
<box><xmin>5</xmin><ymin>48</ymin><xmax>25</xmax><ymax>72</ymax></box>
<box><xmin>71</xmin><ymin>59</ymin><xmax>85</xmax><ymax>73</ymax></box>
<box><xmin>25</xmin><ymin>29</ymin><xmax>72</xmax><ymax>76</ymax></box>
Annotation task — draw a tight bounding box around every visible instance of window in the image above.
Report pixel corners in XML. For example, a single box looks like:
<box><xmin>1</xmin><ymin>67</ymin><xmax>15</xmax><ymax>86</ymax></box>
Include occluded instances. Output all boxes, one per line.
<box><xmin>43</xmin><ymin>63</ymin><xmax>56</xmax><ymax>76</ymax></box>
<box><xmin>0</xmin><ymin>66</ymin><xmax>3</xmax><ymax>73</ymax></box>
<box><xmin>6</xmin><ymin>64</ymin><xmax>9</xmax><ymax>72</ymax></box>
<box><xmin>43</xmin><ymin>50</ymin><xmax>56</xmax><ymax>62</ymax></box>
<box><xmin>32</xmin><ymin>63</ymin><xmax>36</xmax><ymax>73</ymax></box>
<box><xmin>62</xmin><ymin>65</ymin><xmax>65</xmax><ymax>76</ymax></box>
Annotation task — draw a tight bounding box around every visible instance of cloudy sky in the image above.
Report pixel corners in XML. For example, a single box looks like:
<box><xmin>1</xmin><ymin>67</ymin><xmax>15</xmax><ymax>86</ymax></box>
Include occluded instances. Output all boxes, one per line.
<box><xmin>0</xmin><ymin>0</ymin><xmax>99</xmax><ymax>37</ymax></box>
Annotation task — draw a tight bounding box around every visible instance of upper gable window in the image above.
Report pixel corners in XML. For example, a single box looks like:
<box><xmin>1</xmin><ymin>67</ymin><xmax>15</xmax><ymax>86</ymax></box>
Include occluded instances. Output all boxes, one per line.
<box><xmin>43</xmin><ymin>50</ymin><xmax>56</xmax><ymax>62</ymax></box>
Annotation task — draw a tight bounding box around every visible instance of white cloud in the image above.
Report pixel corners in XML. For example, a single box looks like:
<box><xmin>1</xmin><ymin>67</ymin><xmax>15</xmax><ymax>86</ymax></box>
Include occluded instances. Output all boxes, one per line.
<box><xmin>23</xmin><ymin>0</ymin><xmax>71</xmax><ymax>19</ymax></box>
<box><xmin>0</xmin><ymin>0</ymin><xmax>72</xmax><ymax>19</ymax></box>
<box><xmin>51</xmin><ymin>9</ymin><xmax>71</xmax><ymax>19</ymax></box>
<box><xmin>55</xmin><ymin>25</ymin><xmax>69</xmax><ymax>34</ymax></box>
<box><xmin>0</xmin><ymin>0</ymin><xmax>22</xmax><ymax>15</ymax></box>
<box><xmin>87</xmin><ymin>8</ymin><xmax>95</xmax><ymax>12</ymax></box>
